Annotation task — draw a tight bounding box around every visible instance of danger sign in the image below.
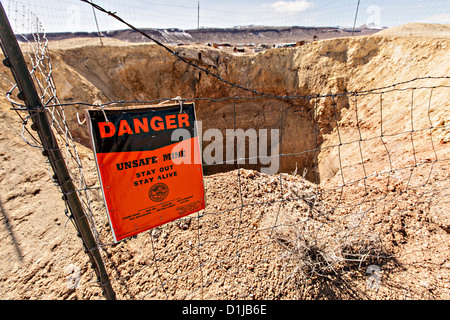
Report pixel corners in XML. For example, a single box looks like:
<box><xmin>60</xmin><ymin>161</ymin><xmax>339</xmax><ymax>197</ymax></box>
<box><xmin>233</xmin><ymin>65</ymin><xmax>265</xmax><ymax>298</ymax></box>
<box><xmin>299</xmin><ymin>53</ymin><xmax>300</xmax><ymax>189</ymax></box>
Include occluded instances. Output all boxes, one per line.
<box><xmin>86</xmin><ymin>103</ymin><xmax>205</xmax><ymax>242</ymax></box>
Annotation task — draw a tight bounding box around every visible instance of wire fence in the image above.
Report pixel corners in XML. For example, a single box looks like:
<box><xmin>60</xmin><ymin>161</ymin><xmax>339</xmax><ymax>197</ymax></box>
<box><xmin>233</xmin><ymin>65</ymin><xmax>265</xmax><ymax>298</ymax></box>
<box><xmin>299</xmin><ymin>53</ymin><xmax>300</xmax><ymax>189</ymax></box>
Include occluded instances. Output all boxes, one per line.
<box><xmin>1</xmin><ymin>1</ymin><xmax>449</xmax><ymax>300</ymax></box>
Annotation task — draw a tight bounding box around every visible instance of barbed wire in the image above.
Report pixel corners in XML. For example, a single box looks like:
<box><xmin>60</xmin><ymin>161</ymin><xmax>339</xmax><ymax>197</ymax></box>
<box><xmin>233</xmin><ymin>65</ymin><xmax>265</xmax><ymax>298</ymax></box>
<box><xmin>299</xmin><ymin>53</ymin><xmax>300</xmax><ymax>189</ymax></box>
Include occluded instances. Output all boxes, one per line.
<box><xmin>7</xmin><ymin>76</ymin><xmax>450</xmax><ymax>113</ymax></box>
<box><xmin>79</xmin><ymin>0</ymin><xmax>278</xmax><ymax>98</ymax></box>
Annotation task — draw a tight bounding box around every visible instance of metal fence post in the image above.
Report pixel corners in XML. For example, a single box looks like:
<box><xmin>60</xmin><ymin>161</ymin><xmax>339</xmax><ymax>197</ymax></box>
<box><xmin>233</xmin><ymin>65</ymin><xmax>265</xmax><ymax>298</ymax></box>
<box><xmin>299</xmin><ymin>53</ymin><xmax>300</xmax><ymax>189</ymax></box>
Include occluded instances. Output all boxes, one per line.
<box><xmin>0</xmin><ymin>3</ymin><xmax>116</xmax><ymax>300</ymax></box>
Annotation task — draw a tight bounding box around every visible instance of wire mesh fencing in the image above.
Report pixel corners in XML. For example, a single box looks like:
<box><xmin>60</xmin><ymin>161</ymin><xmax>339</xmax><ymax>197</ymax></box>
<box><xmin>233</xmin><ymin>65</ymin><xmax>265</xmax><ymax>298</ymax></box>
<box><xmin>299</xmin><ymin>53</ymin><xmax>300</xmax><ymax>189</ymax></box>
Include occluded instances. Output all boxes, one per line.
<box><xmin>8</xmin><ymin>86</ymin><xmax>450</xmax><ymax>299</ymax></box>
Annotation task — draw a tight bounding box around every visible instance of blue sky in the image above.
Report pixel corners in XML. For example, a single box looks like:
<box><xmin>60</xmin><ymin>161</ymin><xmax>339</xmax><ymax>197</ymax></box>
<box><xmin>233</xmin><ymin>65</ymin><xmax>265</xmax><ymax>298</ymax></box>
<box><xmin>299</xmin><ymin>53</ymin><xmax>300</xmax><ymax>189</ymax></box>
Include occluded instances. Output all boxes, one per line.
<box><xmin>4</xmin><ymin>0</ymin><xmax>450</xmax><ymax>33</ymax></box>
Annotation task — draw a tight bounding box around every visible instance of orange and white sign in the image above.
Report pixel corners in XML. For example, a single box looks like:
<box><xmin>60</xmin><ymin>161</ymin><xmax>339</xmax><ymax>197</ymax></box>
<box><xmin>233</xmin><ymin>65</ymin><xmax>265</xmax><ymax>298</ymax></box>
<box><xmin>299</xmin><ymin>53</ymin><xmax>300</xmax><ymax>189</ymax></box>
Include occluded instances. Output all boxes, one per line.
<box><xmin>86</xmin><ymin>103</ymin><xmax>205</xmax><ymax>242</ymax></box>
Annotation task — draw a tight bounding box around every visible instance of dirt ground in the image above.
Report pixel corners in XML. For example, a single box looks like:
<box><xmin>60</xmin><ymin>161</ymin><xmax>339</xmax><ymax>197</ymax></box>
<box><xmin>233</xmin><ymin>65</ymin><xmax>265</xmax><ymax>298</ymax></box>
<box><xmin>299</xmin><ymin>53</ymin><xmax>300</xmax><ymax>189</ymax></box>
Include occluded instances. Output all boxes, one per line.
<box><xmin>0</xmin><ymin>23</ymin><xmax>449</xmax><ymax>300</ymax></box>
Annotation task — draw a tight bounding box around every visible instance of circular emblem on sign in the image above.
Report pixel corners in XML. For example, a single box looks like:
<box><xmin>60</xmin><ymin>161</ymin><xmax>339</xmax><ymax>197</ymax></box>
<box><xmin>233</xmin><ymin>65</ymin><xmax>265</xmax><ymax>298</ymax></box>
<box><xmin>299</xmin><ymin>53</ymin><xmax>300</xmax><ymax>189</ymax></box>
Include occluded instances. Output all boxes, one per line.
<box><xmin>149</xmin><ymin>183</ymin><xmax>169</xmax><ymax>202</ymax></box>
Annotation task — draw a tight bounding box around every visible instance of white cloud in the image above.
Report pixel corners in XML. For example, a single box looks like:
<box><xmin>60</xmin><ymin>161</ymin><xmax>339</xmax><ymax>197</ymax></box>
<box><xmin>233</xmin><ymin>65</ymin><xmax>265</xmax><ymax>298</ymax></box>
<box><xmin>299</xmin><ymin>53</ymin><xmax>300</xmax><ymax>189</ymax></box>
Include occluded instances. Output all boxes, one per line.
<box><xmin>419</xmin><ymin>13</ymin><xmax>450</xmax><ymax>24</ymax></box>
<box><xmin>270</xmin><ymin>0</ymin><xmax>314</xmax><ymax>13</ymax></box>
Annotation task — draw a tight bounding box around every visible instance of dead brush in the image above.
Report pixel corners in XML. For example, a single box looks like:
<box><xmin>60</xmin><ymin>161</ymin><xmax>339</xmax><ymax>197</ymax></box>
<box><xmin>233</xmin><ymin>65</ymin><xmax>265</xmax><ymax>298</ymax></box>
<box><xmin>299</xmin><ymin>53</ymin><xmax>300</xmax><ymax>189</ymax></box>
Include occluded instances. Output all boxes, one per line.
<box><xmin>262</xmin><ymin>178</ymin><xmax>384</xmax><ymax>292</ymax></box>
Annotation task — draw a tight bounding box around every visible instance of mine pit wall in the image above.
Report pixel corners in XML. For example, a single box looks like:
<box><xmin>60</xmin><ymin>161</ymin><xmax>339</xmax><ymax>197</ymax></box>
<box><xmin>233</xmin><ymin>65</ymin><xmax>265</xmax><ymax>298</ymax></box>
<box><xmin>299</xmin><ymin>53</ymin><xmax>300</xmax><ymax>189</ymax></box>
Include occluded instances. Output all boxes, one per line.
<box><xmin>196</xmin><ymin>97</ymin><xmax>319</xmax><ymax>181</ymax></box>
<box><xmin>54</xmin><ymin>44</ymin><xmax>322</xmax><ymax>181</ymax></box>
<box><xmin>50</xmin><ymin>34</ymin><xmax>450</xmax><ymax>184</ymax></box>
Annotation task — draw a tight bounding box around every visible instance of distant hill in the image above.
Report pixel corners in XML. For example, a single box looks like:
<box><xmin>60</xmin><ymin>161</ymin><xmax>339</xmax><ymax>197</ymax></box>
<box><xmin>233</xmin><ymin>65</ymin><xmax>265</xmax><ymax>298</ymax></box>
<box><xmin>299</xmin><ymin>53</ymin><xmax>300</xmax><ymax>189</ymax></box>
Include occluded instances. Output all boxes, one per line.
<box><xmin>20</xmin><ymin>25</ymin><xmax>383</xmax><ymax>45</ymax></box>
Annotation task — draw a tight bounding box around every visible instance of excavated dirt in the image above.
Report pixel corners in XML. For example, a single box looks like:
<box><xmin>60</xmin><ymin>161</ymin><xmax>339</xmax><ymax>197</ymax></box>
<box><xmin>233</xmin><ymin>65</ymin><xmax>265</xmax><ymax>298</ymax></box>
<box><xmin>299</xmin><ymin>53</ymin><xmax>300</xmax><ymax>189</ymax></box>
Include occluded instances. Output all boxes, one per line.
<box><xmin>0</xmin><ymin>23</ymin><xmax>449</xmax><ymax>300</ymax></box>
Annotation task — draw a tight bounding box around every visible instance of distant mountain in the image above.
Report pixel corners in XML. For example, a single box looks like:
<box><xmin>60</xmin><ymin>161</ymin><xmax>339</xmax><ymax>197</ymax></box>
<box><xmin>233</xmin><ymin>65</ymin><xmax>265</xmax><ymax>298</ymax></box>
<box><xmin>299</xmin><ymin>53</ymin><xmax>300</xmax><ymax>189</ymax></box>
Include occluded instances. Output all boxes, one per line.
<box><xmin>21</xmin><ymin>25</ymin><xmax>383</xmax><ymax>45</ymax></box>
